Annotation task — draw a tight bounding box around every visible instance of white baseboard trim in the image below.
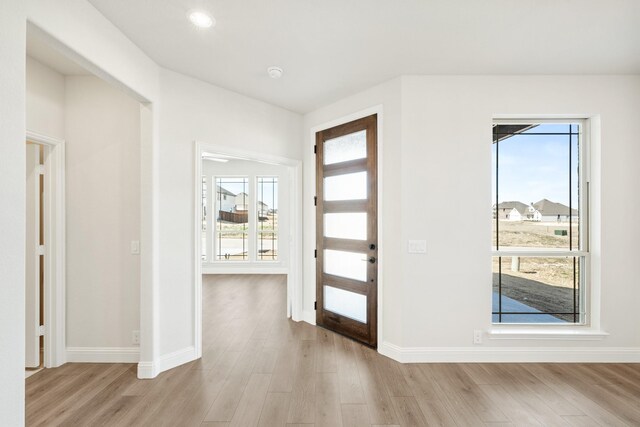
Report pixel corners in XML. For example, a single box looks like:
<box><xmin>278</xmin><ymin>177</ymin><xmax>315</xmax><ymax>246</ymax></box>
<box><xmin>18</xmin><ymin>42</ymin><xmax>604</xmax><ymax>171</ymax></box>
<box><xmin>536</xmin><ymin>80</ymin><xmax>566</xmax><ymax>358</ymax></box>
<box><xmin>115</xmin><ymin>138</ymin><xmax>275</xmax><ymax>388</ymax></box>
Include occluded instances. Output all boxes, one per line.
<box><xmin>158</xmin><ymin>346</ymin><xmax>196</xmax><ymax>373</ymax></box>
<box><xmin>66</xmin><ymin>347</ymin><xmax>140</xmax><ymax>363</ymax></box>
<box><xmin>202</xmin><ymin>267</ymin><xmax>288</xmax><ymax>275</ymax></box>
<box><xmin>137</xmin><ymin>360</ymin><xmax>158</xmax><ymax>379</ymax></box>
<box><xmin>136</xmin><ymin>346</ymin><xmax>196</xmax><ymax>379</ymax></box>
<box><xmin>302</xmin><ymin>310</ymin><xmax>316</xmax><ymax>325</ymax></box>
<box><xmin>378</xmin><ymin>342</ymin><xmax>640</xmax><ymax>363</ymax></box>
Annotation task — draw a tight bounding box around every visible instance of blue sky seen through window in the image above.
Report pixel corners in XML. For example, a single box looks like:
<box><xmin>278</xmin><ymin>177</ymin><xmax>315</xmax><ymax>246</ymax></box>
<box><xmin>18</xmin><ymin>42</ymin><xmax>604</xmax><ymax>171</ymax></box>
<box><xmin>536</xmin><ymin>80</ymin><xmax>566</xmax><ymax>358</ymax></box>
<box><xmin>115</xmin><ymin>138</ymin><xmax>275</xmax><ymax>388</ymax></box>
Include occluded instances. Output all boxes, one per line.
<box><xmin>492</xmin><ymin>124</ymin><xmax>579</xmax><ymax>209</ymax></box>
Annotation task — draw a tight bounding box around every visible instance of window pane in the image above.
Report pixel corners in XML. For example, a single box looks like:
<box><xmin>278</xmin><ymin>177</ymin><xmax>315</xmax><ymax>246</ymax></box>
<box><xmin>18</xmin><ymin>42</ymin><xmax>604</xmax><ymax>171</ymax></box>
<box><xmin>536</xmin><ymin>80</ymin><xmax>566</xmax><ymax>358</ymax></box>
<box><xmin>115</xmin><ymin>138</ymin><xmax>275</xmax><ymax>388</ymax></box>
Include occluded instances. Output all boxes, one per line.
<box><xmin>324</xmin><ymin>171</ymin><xmax>367</xmax><ymax>201</ymax></box>
<box><xmin>257</xmin><ymin>177</ymin><xmax>278</xmax><ymax>261</ymax></box>
<box><xmin>324</xmin><ymin>249</ymin><xmax>367</xmax><ymax>282</ymax></box>
<box><xmin>493</xmin><ymin>123</ymin><xmax>580</xmax><ymax>250</ymax></box>
<box><xmin>324</xmin><ymin>212</ymin><xmax>367</xmax><ymax>240</ymax></box>
<box><xmin>324</xmin><ymin>285</ymin><xmax>367</xmax><ymax>323</ymax></box>
<box><xmin>492</xmin><ymin>256</ymin><xmax>580</xmax><ymax>323</ymax></box>
<box><xmin>571</xmin><ymin>133</ymin><xmax>580</xmax><ymax>250</ymax></box>
<box><xmin>216</xmin><ymin>233</ymin><xmax>248</xmax><ymax>260</ymax></box>
<box><xmin>216</xmin><ymin>177</ymin><xmax>248</xmax><ymax>261</ymax></box>
<box><xmin>257</xmin><ymin>232</ymin><xmax>277</xmax><ymax>260</ymax></box>
<box><xmin>257</xmin><ymin>177</ymin><xmax>278</xmax><ymax>233</ymax></box>
<box><xmin>324</xmin><ymin>130</ymin><xmax>367</xmax><ymax>165</ymax></box>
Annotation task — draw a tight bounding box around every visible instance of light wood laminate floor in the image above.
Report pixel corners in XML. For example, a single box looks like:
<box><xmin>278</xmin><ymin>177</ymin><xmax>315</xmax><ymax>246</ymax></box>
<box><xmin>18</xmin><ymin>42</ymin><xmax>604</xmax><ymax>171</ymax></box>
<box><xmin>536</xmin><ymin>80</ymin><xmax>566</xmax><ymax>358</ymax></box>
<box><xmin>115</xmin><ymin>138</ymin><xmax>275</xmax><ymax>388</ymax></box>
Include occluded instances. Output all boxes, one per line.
<box><xmin>26</xmin><ymin>274</ymin><xmax>640</xmax><ymax>426</ymax></box>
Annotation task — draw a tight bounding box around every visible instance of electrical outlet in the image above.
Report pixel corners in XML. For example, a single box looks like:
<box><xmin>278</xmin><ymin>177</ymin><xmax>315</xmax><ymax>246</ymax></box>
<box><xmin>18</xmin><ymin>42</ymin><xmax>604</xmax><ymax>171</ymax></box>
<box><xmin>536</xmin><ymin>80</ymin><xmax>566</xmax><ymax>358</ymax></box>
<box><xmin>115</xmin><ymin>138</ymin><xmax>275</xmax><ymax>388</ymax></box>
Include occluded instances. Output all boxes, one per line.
<box><xmin>132</xmin><ymin>330</ymin><xmax>140</xmax><ymax>345</ymax></box>
<box><xmin>473</xmin><ymin>329</ymin><xmax>482</xmax><ymax>344</ymax></box>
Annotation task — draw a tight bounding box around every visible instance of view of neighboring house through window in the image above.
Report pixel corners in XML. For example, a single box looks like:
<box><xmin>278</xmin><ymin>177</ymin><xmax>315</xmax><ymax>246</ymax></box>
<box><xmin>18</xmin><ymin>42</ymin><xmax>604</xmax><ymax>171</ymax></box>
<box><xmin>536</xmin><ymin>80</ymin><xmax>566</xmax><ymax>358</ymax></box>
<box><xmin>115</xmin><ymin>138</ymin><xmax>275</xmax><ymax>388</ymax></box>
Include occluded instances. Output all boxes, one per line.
<box><xmin>257</xmin><ymin>177</ymin><xmax>278</xmax><ymax>260</ymax></box>
<box><xmin>492</xmin><ymin>121</ymin><xmax>588</xmax><ymax>323</ymax></box>
<box><xmin>216</xmin><ymin>177</ymin><xmax>249</xmax><ymax>260</ymax></box>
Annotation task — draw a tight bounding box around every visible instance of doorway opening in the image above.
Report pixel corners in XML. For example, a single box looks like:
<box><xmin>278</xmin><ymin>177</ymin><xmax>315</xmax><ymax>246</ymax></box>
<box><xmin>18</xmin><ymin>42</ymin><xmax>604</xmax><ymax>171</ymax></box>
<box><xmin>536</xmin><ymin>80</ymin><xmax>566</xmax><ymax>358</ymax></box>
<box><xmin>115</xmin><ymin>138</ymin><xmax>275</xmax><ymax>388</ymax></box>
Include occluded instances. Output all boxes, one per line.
<box><xmin>26</xmin><ymin>22</ymin><xmax>154</xmax><ymax>380</ymax></box>
<box><xmin>25</xmin><ymin>142</ymin><xmax>44</xmax><ymax>376</ymax></box>
<box><xmin>194</xmin><ymin>142</ymin><xmax>303</xmax><ymax>359</ymax></box>
<box><xmin>25</xmin><ymin>132</ymin><xmax>66</xmax><ymax>375</ymax></box>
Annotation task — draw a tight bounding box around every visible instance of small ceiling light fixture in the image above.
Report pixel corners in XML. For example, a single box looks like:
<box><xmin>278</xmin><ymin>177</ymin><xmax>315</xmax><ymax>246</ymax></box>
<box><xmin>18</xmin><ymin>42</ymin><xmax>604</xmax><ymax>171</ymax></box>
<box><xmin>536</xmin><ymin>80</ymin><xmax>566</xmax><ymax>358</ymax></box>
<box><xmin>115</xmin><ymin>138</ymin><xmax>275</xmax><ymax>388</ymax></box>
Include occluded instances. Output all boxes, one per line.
<box><xmin>267</xmin><ymin>66</ymin><xmax>284</xmax><ymax>79</ymax></box>
<box><xmin>189</xmin><ymin>10</ymin><xmax>215</xmax><ymax>28</ymax></box>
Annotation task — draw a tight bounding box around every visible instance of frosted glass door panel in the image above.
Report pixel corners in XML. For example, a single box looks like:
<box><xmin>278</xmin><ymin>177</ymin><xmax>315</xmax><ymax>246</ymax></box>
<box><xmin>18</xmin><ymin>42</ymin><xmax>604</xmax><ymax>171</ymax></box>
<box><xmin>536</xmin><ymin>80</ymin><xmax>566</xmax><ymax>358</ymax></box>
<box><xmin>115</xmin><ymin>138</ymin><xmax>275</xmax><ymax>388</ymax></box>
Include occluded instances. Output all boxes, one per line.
<box><xmin>324</xmin><ymin>171</ymin><xmax>367</xmax><ymax>201</ymax></box>
<box><xmin>324</xmin><ymin>285</ymin><xmax>367</xmax><ymax>323</ymax></box>
<box><xmin>324</xmin><ymin>249</ymin><xmax>367</xmax><ymax>281</ymax></box>
<box><xmin>324</xmin><ymin>213</ymin><xmax>367</xmax><ymax>240</ymax></box>
<box><xmin>324</xmin><ymin>130</ymin><xmax>367</xmax><ymax>165</ymax></box>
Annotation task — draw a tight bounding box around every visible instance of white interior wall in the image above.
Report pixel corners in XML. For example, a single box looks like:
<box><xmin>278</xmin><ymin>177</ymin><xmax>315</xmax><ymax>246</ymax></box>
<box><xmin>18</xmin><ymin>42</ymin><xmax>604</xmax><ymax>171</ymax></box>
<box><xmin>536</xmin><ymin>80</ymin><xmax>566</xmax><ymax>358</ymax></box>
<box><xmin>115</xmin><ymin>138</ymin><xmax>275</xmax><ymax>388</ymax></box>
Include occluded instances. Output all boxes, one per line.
<box><xmin>26</xmin><ymin>56</ymin><xmax>65</xmax><ymax>139</ymax></box>
<box><xmin>202</xmin><ymin>159</ymin><xmax>290</xmax><ymax>272</ymax></box>
<box><xmin>399</xmin><ymin>75</ymin><xmax>640</xmax><ymax>353</ymax></box>
<box><xmin>25</xmin><ymin>56</ymin><xmax>143</xmax><ymax>358</ymax></box>
<box><xmin>64</xmin><ymin>75</ymin><xmax>141</xmax><ymax>352</ymax></box>
<box><xmin>0</xmin><ymin>1</ymin><xmax>27</xmax><ymax>424</ymax></box>
<box><xmin>303</xmin><ymin>75</ymin><xmax>640</xmax><ymax>360</ymax></box>
<box><xmin>157</xmin><ymin>69</ymin><xmax>302</xmax><ymax>357</ymax></box>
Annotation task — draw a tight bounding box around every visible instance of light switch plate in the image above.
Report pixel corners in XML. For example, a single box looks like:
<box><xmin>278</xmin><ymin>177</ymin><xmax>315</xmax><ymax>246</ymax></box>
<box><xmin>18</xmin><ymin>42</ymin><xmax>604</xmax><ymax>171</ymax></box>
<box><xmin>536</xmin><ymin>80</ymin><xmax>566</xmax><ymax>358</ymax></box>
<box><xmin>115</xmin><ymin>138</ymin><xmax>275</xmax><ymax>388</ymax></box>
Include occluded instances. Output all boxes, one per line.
<box><xmin>131</xmin><ymin>240</ymin><xmax>140</xmax><ymax>254</ymax></box>
<box><xmin>408</xmin><ymin>240</ymin><xmax>427</xmax><ymax>254</ymax></box>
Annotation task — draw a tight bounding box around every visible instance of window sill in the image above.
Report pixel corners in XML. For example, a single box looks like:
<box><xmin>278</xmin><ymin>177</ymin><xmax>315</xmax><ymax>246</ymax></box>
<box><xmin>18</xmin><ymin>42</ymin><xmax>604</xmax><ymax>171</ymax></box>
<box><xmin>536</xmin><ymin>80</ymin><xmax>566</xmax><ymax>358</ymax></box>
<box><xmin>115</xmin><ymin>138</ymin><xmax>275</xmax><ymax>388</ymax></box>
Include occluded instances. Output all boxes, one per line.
<box><xmin>488</xmin><ymin>327</ymin><xmax>609</xmax><ymax>341</ymax></box>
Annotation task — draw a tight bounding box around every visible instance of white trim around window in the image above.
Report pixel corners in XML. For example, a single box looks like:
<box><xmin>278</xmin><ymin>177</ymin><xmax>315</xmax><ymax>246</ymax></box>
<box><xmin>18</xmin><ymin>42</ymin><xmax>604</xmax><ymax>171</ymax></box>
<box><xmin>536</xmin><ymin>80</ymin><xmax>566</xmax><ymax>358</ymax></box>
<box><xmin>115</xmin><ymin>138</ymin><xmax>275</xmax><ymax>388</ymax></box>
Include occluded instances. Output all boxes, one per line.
<box><xmin>491</xmin><ymin>118</ymin><xmax>591</xmax><ymax>327</ymax></box>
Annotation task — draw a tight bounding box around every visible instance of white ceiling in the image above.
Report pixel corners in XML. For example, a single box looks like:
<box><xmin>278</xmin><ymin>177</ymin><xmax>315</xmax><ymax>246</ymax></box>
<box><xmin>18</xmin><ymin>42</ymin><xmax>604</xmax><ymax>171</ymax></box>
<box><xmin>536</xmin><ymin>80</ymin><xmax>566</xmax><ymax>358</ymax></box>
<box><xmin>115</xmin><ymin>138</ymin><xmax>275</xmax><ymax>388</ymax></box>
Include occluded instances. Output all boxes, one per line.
<box><xmin>88</xmin><ymin>0</ymin><xmax>640</xmax><ymax>113</ymax></box>
<box><xmin>27</xmin><ymin>26</ymin><xmax>90</xmax><ymax>76</ymax></box>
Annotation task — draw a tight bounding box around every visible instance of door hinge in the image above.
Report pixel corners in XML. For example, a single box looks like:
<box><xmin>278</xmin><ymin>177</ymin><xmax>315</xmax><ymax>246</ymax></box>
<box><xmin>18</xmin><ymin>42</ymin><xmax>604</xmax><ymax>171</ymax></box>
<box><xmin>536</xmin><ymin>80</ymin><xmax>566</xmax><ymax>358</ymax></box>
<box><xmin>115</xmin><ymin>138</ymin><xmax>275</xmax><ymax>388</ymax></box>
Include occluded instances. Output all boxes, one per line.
<box><xmin>314</xmin><ymin>249</ymin><xmax>317</xmax><ymax>258</ymax></box>
<box><xmin>314</xmin><ymin>145</ymin><xmax>317</xmax><ymax>154</ymax></box>
<box><xmin>314</xmin><ymin>301</ymin><xmax>317</xmax><ymax>310</ymax></box>
<box><xmin>37</xmin><ymin>245</ymin><xmax>45</xmax><ymax>256</ymax></box>
<box><xmin>37</xmin><ymin>165</ymin><xmax>45</xmax><ymax>175</ymax></box>
<box><xmin>314</xmin><ymin>196</ymin><xmax>317</xmax><ymax>206</ymax></box>
<box><xmin>38</xmin><ymin>325</ymin><xmax>45</xmax><ymax>336</ymax></box>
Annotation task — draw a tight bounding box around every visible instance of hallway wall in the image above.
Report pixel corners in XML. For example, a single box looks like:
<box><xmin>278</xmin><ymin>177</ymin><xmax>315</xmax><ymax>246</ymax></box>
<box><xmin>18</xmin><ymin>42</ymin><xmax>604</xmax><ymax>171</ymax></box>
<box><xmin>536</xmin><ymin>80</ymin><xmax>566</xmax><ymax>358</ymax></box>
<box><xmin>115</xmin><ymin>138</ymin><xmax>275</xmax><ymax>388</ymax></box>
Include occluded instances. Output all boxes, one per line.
<box><xmin>26</xmin><ymin>56</ymin><xmax>65</xmax><ymax>139</ymax></box>
<box><xmin>26</xmin><ymin>57</ymin><xmax>143</xmax><ymax>358</ymax></box>
<box><xmin>64</xmin><ymin>75</ymin><xmax>141</xmax><ymax>353</ymax></box>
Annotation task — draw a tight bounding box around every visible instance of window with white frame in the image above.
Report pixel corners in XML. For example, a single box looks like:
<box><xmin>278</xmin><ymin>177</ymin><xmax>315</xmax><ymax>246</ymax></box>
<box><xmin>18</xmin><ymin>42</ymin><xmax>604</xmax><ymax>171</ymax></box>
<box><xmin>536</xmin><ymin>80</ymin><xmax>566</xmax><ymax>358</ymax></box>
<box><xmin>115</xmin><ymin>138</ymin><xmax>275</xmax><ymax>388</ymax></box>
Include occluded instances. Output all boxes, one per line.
<box><xmin>492</xmin><ymin>120</ymin><xmax>588</xmax><ymax>324</ymax></box>
<box><xmin>207</xmin><ymin>175</ymin><xmax>280</xmax><ymax>263</ymax></box>
<box><xmin>256</xmin><ymin>177</ymin><xmax>278</xmax><ymax>261</ymax></box>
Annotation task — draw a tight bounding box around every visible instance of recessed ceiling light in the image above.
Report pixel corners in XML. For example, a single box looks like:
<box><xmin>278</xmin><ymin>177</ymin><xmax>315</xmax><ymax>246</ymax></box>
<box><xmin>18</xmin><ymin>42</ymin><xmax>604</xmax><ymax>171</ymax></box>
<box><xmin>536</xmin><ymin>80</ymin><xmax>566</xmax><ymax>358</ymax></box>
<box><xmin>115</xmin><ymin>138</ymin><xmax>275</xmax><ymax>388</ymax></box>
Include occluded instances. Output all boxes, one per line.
<box><xmin>189</xmin><ymin>11</ymin><xmax>215</xmax><ymax>28</ymax></box>
<box><xmin>267</xmin><ymin>66</ymin><xmax>284</xmax><ymax>79</ymax></box>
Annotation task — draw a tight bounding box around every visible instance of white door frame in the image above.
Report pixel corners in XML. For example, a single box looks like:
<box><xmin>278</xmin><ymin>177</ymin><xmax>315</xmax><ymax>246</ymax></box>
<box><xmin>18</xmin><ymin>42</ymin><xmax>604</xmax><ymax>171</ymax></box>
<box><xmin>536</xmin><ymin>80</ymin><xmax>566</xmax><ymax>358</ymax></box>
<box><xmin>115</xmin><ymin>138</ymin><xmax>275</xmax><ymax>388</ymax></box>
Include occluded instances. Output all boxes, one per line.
<box><xmin>193</xmin><ymin>141</ymin><xmax>303</xmax><ymax>358</ymax></box>
<box><xmin>26</xmin><ymin>130</ymin><xmax>66</xmax><ymax>368</ymax></box>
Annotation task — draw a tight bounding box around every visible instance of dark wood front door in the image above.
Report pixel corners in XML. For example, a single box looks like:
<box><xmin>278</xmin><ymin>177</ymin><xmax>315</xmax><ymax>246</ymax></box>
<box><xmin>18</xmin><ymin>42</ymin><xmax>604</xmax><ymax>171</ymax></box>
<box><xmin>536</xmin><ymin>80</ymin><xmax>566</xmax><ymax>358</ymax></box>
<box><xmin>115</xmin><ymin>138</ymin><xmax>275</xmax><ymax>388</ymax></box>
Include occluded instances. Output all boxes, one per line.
<box><xmin>315</xmin><ymin>114</ymin><xmax>377</xmax><ymax>347</ymax></box>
